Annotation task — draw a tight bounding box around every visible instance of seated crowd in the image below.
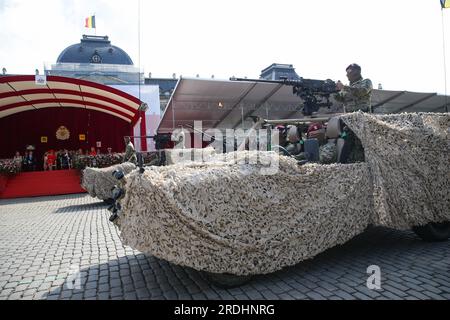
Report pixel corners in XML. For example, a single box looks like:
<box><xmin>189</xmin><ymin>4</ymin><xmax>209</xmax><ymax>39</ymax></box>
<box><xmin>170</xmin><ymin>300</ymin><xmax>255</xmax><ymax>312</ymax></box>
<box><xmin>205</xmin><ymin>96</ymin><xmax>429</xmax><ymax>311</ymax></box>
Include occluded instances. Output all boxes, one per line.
<box><xmin>12</xmin><ymin>147</ymin><xmax>116</xmax><ymax>172</ymax></box>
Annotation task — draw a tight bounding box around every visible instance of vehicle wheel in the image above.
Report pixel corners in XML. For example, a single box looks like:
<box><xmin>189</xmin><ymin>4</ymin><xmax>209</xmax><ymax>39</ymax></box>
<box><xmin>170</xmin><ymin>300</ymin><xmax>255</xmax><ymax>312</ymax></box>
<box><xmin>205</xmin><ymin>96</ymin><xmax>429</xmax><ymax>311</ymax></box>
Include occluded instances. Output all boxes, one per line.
<box><xmin>412</xmin><ymin>221</ymin><xmax>450</xmax><ymax>242</ymax></box>
<box><xmin>103</xmin><ymin>198</ymin><xmax>115</xmax><ymax>206</ymax></box>
<box><xmin>205</xmin><ymin>272</ymin><xmax>253</xmax><ymax>288</ymax></box>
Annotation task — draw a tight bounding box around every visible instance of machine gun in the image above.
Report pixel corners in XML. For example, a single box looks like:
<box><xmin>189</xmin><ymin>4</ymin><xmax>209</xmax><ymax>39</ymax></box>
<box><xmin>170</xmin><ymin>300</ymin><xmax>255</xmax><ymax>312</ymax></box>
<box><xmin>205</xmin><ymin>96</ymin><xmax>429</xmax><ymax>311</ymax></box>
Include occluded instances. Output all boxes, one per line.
<box><xmin>230</xmin><ymin>76</ymin><xmax>338</xmax><ymax>116</ymax></box>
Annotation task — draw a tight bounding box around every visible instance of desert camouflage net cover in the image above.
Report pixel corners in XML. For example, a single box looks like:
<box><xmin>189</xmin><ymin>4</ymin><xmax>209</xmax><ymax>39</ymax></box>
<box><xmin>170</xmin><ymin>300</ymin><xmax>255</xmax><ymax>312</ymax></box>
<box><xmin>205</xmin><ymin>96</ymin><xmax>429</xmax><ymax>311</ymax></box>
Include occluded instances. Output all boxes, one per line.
<box><xmin>340</xmin><ymin>112</ymin><xmax>449</xmax><ymax>229</ymax></box>
<box><xmin>113</xmin><ymin>112</ymin><xmax>449</xmax><ymax>275</ymax></box>
<box><xmin>81</xmin><ymin>162</ymin><xmax>136</xmax><ymax>200</ymax></box>
<box><xmin>165</xmin><ymin>147</ymin><xmax>217</xmax><ymax>165</ymax></box>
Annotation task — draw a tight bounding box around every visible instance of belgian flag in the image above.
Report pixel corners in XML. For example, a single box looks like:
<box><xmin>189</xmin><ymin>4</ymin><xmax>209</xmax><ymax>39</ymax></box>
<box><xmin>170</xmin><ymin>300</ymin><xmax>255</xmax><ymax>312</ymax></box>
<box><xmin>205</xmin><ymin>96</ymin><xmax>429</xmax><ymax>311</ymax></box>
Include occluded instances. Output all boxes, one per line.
<box><xmin>85</xmin><ymin>15</ymin><xmax>96</xmax><ymax>28</ymax></box>
<box><xmin>441</xmin><ymin>0</ymin><xmax>450</xmax><ymax>8</ymax></box>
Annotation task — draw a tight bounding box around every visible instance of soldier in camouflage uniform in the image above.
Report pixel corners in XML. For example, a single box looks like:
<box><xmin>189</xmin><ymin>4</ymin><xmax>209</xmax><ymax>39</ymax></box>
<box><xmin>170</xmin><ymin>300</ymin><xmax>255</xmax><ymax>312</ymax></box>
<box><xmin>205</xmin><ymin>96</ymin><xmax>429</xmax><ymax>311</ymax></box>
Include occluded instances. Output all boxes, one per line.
<box><xmin>288</xmin><ymin>125</ymin><xmax>337</xmax><ymax>164</ymax></box>
<box><xmin>308</xmin><ymin>122</ymin><xmax>338</xmax><ymax>164</ymax></box>
<box><xmin>334</xmin><ymin>63</ymin><xmax>373</xmax><ymax>113</ymax></box>
<box><xmin>123</xmin><ymin>136</ymin><xmax>137</xmax><ymax>164</ymax></box>
<box><xmin>319</xmin><ymin>140</ymin><xmax>337</xmax><ymax>164</ymax></box>
<box><xmin>290</xmin><ymin>123</ymin><xmax>337</xmax><ymax>164</ymax></box>
<box><xmin>334</xmin><ymin>64</ymin><xmax>373</xmax><ymax>162</ymax></box>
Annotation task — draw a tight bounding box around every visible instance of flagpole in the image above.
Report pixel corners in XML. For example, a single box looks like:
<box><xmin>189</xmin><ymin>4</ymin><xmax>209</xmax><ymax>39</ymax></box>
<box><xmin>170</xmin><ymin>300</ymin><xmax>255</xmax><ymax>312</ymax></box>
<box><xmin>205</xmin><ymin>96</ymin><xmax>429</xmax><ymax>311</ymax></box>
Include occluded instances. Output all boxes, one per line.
<box><xmin>138</xmin><ymin>0</ymin><xmax>144</xmax><ymax>151</ymax></box>
<box><xmin>138</xmin><ymin>1</ymin><xmax>141</xmax><ymax>101</ymax></box>
<box><xmin>441</xmin><ymin>7</ymin><xmax>449</xmax><ymax>112</ymax></box>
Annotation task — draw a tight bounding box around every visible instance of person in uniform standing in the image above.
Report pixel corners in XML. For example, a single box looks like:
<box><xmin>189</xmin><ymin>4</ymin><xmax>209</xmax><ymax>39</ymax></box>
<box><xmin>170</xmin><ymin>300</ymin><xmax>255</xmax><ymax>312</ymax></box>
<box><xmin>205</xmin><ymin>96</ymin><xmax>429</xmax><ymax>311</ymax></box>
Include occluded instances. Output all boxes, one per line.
<box><xmin>334</xmin><ymin>63</ymin><xmax>373</xmax><ymax>162</ymax></box>
<box><xmin>334</xmin><ymin>63</ymin><xmax>373</xmax><ymax>113</ymax></box>
<box><xmin>123</xmin><ymin>136</ymin><xmax>137</xmax><ymax>164</ymax></box>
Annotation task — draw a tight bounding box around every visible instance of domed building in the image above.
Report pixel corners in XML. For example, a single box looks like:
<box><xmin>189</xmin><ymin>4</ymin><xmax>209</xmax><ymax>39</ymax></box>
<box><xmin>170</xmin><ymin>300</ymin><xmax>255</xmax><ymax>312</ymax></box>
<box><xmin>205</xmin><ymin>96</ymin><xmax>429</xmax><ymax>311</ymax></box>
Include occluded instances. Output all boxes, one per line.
<box><xmin>0</xmin><ymin>34</ymin><xmax>162</xmax><ymax>166</ymax></box>
<box><xmin>45</xmin><ymin>35</ymin><xmax>143</xmax><ymax>85</ymax></box>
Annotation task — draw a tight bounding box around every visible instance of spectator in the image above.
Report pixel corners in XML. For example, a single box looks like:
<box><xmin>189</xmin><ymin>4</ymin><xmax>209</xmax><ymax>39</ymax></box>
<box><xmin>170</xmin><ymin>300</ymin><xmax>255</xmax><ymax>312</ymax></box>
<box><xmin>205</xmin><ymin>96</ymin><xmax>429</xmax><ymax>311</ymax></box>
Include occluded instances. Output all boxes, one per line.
<box><xmin>23</xmin><ymin>150</ymin><xmax>36</xmax><ymax>171</ymax></box>
<box><xmin>13</xmin><ymin>151</ymin><xmax>23</xmax><ymax>168</ymax></box>
<box><xmin>43</xmin><ymin>152</ymin><xmax>49</xmax><ymax>171</ymax></box>
<box><xmin>107</xmin><ymin>147</ymin><xmax>113</xmax><ymax>154</ymax></box>
<box><xmin>56</xmin><ymin>150</ymin><xmax>63</xmax><ymax>170</ymax></box>
<box><xmin>46</xmin><ymin>150</ymin><xmax>56</xmax><ymax>171</ymax></box>
<box><xmin>89</xmin><ymin>147</ymin><xmax>97</xmax><ymax>156</ymax></box>
<box><xmin>60</xmin><ymin>149</ymin><xmax>71</xmax><ymax>169</ymax></box>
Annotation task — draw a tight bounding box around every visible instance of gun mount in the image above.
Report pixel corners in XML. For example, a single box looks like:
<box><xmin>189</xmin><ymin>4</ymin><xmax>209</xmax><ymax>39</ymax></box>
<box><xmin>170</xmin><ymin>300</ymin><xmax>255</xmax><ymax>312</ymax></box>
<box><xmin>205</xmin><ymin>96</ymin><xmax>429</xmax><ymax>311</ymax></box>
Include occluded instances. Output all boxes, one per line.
<box><xmin>230</xmin><ymin>76</ymin><xmax>338</xmax><ymax>116</ymax></box>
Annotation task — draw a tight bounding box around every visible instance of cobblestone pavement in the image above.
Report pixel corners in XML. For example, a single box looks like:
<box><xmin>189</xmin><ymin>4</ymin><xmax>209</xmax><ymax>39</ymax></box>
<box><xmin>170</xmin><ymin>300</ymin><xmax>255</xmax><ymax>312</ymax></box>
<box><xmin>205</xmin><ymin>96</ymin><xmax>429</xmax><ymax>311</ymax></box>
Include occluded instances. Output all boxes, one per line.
<box><xmin>0</xmin><ymin>194</ymin><xmax>449</xmax><ymax>300</ymax></box>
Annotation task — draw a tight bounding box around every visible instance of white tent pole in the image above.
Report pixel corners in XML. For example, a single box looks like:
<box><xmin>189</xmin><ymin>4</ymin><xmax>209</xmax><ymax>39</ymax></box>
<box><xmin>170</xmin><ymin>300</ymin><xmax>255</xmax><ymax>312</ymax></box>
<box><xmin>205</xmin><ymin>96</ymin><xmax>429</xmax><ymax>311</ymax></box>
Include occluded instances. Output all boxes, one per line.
<box><xmin>441</xmin><ymin>8</ymin><xmax>449</xmax><ymax>112</ymax></box>
<box><xmin>172</xmin><ymin>101</ymin><xmax>175</xmax><ymax>130</ymax></box>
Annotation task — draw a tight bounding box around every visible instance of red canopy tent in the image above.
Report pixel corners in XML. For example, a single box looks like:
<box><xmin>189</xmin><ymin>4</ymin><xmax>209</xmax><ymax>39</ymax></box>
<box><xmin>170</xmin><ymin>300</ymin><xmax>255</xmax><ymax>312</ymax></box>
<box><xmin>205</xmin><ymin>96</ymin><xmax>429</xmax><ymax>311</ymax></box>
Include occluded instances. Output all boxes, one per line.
<box><xmin>0</xmin><ymin>75</ymin><xmax>146</xmax><ymax>160</ymax></box>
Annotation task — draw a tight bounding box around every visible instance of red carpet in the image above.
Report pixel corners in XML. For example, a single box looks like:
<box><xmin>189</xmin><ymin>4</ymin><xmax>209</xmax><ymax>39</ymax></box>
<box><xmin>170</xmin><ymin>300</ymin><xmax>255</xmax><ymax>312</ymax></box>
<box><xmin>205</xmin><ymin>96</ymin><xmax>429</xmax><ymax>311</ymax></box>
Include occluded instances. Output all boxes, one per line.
<box><xmin>0</xmin><ymin>169</ymin><xmax>86</xmax><ymax>199</ymax></box>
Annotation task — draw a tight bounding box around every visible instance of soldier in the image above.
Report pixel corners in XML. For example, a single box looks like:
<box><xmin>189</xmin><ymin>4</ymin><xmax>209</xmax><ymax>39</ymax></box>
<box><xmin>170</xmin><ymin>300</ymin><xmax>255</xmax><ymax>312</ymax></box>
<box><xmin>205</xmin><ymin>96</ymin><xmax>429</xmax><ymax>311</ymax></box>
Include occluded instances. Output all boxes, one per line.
<box><xmin>292</xmin><ymin>123</ymin><xmax>331</xmax><ymax>163</ymax></box>
<box><xmin>123</xmin><ymin>136</ymin><xmax>137</xmax><ymax>164</ymax></box>
<box><xmin>334</xmin><ymin>63</ymin><xmax>373</xmax><ymax>113</ymax></box>
<box><xmin>334</xmin><ymin>63</ymin><xmax>372</xmax><ymax>162</ymax></box>
<box><xmin>284</xmin><ymin>125</ymin><xmax>303</xmax><ymax>156</ymax></box>
<box><xmin>306</xmin><ymin>122</ymin><xmax>337</xmax><ymax>164</ymax></box>
<box><xmin>319</xmin><ymin>139</ymin><xmax>337</xmax><ymax>164</ymax></box>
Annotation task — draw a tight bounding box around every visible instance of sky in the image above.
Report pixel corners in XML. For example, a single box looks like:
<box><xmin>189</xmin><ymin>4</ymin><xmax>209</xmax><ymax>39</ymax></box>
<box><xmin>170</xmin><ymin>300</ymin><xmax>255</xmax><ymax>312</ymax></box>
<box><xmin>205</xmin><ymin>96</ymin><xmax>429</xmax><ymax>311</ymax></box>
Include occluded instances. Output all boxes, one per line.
<box><xmin>1</xmin><ymin>0</ymin><xmax>450</xmax><ymax>93</ymax></box>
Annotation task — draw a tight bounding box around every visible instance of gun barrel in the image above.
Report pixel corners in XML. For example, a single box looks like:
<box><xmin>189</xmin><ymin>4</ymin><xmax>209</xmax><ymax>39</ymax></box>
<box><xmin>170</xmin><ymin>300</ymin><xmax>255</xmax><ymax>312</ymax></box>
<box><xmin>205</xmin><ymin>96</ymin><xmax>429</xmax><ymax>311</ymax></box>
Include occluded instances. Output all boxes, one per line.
<box><xmin>230</xmin><ymin>77</ymin><xmax>289</xmax><ymax>84</ymax></box>
<box><xmin>263</xmin><ymin>114</ymin><xmax>344</xmax><ymax>125</ymax></box>
<box><xmin>230</xmin><ymin>77</ymin><xmax>335</xmax><ymax>87</ymax></box>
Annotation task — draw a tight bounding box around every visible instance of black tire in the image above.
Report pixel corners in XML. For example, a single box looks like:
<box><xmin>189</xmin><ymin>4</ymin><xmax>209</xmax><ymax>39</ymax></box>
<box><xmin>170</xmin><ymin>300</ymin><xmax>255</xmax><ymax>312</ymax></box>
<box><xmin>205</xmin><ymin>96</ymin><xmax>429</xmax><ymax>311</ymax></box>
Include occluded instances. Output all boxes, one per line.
<box><xmin>205</xmin><ymin>272</ymin><xmax>253</xmax><ymax>289</ymax></box>
<box><xmin>412</xmin><ymin>221</ymin><xmax>450</xmax><ymax>242</ymax></box>
<box><xmin>103</xmin><ymin>198</ymin><xmax>115</xmax><ymax>206</ymax></box>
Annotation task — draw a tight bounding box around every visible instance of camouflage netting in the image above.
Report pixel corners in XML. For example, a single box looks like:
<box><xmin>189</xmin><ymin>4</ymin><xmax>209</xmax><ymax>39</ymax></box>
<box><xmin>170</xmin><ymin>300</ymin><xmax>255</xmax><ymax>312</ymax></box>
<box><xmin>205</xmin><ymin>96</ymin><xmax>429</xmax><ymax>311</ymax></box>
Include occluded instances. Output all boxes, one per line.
<box><xmin>165</xmin><ymin>147</ymin><xmax>217</xmax><ymax>165</ymax></box>
<box><xmin>81</xmin><ymin>162</ymin><xmax>136</xmax><ymax>200</ymax></box>
<box><xmin>112</xmin><ymin>112</ymin><xmax>449</xmax><ymax>275</ymax></box>
<box><xmin>341</xmin><ymin>112</ymin><xmax>449</xmax><ymax>230</ymax></box>
<box><xmin>115</xmin><ymin>153</ymin><xmax>374</xmax><ymax>275</ymax></box>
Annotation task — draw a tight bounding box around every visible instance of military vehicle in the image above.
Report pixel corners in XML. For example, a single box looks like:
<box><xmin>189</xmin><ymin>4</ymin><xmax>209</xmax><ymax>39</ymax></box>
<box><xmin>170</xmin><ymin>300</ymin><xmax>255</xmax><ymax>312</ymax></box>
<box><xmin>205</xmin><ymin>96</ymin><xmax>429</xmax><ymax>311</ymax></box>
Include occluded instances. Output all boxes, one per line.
<box><xmin>87</xmin><ymin>77</ymin><xmax>450</xmax><ymax>287</ymax></box>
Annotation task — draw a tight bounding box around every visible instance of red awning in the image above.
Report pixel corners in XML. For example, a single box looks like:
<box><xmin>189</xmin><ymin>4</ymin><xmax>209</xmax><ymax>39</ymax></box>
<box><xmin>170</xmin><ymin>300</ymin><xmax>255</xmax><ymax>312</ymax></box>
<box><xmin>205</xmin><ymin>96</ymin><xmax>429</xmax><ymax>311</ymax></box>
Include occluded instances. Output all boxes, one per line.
<box><xmin>0</xmin><ymin>75</ymin><xmax>143</xmax><ymax>124</ymax></box>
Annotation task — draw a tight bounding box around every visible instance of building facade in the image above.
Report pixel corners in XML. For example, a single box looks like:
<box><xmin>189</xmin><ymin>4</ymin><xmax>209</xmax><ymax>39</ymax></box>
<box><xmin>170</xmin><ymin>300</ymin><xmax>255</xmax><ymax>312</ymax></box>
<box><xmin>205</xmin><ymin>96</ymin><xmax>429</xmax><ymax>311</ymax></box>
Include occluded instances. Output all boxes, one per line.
<box><xmin>259</xmin><ymin>63</ymin><xmax>301</xmax><ymax>80</ymax></box>
<box><xmin>145</xmin><ymin>76</ymin><xmax>178</xmax><ymax>113</ymax></box>
<box><xmin>45</xmin><ymin>35</ymin><xmax>143</xmax><ymax>85</ymax></box>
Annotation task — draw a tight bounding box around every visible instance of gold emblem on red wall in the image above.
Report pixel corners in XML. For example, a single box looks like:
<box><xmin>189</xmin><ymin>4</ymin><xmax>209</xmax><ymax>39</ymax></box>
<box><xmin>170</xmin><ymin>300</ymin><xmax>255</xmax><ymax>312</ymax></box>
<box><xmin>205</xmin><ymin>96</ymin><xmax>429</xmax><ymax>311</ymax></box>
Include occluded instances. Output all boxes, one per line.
<box><xmin>56</xmin><ymin>126</ymin><xmax>70</xmax><ymax>140</ymax></box>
